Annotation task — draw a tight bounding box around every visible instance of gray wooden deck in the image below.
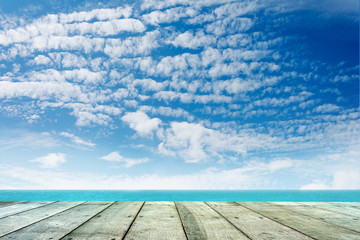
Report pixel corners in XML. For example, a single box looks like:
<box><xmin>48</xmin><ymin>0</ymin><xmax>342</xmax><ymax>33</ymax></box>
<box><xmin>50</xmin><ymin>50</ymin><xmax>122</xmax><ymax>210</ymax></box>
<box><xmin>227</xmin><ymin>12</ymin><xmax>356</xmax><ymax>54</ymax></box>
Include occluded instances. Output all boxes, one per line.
<box><xmin>0</xmin><ymin>201</ymin><xmax>359</xmax><ymax>239</ymax></box>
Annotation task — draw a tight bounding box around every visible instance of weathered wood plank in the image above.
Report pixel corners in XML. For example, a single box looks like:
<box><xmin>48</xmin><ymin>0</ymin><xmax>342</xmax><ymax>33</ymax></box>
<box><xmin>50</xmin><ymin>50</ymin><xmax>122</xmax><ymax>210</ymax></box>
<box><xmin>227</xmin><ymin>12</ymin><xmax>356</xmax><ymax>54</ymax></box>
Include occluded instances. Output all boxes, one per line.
<box><xmin>0</xmin><ymin>201</ymin><xmax>84</xmax><ymax>237</ymax></box>
<box><xmin>0</xmin><ymin>202</ymin><xmax>24</xmax><ymax>209</ymax></box>
<box><xmin>176</xmin><ymin>202</ymin><xmax>249</xmax><ymax>240</ymax></box>
<box><xmin>271</xmin><ymin>202</ymin><xmax>360</xmax><ymax>217</ymax></box>
<box><xmin>207</xmin><ymin>202</ymin><xmax>313</xmax><ymax>240</ymax></box>
<box><xmin>271</xmin><ymin>202</ymin><xmax>360</xmax><ymax>232</ymax></box>
<box><xmin>0</xmin><ymin>201</ymin><xmax>54</xmax><ymax>219</ymax></box>
<box><xmin>0</xmin><ymin>202</ymin><xmax>113</xmax><ymax>240</ymax></box>
<box><xmin>61</xmin><ymin>201</ymin><xmax>143</xmax><ymax>240</ymax></box>
<box><xmin>320</xmin><ymin>202</ymin><xmax>360</xmax><ymax>217</ymax></box>
<box><xmin>124</xmin><ymin>201</ymin><xmax>186</xmax><ymax>240</ymax></box>
<box><xmin>239</xmin><ymin>202</ymin><xmax>360</xmax><ymax>240</ymax></box>
<box><xmin>331</xmin><ymin>202</ymin><xmax>360</xmax><ymax>210</ymax></box>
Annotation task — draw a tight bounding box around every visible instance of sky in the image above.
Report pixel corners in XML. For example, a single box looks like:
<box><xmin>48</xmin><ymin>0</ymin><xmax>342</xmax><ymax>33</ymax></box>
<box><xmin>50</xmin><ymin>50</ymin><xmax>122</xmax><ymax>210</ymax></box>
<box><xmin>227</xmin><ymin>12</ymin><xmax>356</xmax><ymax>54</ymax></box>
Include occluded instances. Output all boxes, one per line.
<box><xmin>0</xmin><ymin>0</ymin><xmax>359</xmax><ymax>190</ymax></box>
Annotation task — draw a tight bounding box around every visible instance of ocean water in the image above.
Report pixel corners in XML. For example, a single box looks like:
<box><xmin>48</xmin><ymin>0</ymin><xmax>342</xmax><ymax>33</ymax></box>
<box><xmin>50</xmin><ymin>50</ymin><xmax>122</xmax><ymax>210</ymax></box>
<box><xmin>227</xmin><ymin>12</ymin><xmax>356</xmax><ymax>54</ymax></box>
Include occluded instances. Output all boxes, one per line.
<box><xmin>0</xmin><ymin>190</ymin><xmax>359</xmax><ymax>201</ymax></box>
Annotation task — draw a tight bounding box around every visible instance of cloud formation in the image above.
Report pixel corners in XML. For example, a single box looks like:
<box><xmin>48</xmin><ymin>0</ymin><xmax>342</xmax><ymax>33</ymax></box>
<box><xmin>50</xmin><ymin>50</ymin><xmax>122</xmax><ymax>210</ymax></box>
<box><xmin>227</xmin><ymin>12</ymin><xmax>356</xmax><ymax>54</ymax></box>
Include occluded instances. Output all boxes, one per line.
<box><xmin>60</xmin><ymin>132</ymin><xmax>96</xmax><ymax>147</ymax></box>
<box><xmin>0</xmin><ymin>0</ymin><xmax>358</xmax><ymax>190</ymax></box>
<box><xmin>121</xmin><ymin>111</ymin><xmax>161</xmax><ymax>137</ymax></box>
<box><xmin>100</xmin><ymin>151</ymin><xmax>149</xmax><ymax>168</ymax></box>
<box><xmin>30</xmin><ymin>153</ymin><xmax>67</xmax><ymax>168</ymax></box>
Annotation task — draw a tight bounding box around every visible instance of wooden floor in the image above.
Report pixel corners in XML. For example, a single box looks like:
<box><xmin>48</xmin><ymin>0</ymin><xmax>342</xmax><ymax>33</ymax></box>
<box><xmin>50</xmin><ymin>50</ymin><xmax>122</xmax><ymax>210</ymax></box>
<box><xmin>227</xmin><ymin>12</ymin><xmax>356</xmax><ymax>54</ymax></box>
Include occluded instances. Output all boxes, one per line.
<box><xmin>0</xmin><ymin>201</ymin><xmax>359</xmax><ymax>239</ymax></box>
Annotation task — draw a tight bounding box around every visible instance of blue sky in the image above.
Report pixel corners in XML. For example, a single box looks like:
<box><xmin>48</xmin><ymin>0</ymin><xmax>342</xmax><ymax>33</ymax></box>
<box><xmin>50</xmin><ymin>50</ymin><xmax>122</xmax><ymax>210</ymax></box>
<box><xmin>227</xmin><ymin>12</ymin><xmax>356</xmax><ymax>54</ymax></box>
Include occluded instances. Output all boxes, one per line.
<box><xmin>0</xmin><ymin>0</ymin><xmax>359</xmax><ymax>189</ymax></box>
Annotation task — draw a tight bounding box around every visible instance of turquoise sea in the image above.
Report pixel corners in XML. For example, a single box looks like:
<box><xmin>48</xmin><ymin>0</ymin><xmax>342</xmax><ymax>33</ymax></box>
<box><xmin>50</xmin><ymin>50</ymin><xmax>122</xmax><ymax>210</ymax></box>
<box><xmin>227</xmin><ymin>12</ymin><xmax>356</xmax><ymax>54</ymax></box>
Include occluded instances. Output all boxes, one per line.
<box><xmin>0</xmin><ymin>190</ymin><xmax>359</xmax><ymax>202</ymax></box>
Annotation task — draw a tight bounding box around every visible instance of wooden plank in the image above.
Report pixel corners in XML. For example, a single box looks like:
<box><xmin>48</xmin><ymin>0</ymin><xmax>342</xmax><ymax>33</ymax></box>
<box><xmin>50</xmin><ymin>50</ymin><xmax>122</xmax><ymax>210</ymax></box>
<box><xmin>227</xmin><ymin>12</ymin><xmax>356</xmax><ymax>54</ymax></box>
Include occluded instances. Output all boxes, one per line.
<box><xmin>331</xmin><ymin>202</ymin><xmax>360</xmax><ymax>210</ymax></box>
<box><xmin>207</xmin><ymin>202</ymin><xmax>313</xmax><ymax>240</ymax></box>
<box><xmin>124</xmin><ymin>201</ymin><xmax>187</xmax><ymax>240</ymax></box>
<box><xmin>271</xmin><ymin>202</ymin><xmax>360</xmax><ymax>216</ymax></box>
<box><xmin>0</xmin><ymin>201</ymin><xmax>54</xmax><ymax>219</ymax></box>
<box><xmin>271</xmin><ymin>202</ymin><xmax>360</xmax><ymax>231</ymax></box>
<box><xmin>176</xmin><ymin>202</ymin><xmax>249</xmax><ymax>240</ymax></box>
<box><xmin>0</xmin><ymin>202</ymin><xmax>113</xmax><ymax>240</ymax></box>
<box><xmin>0</xmin><ymin>201</ymin><xmax>84</xmax><ymax>237</ymax></box>
<box><xmin>61</xmin><ymin>201</ymin><xmax>143</xmax><ymax>240</ymax></box>
<box><xmin>239</xmin><ymin>202</ymin><xmax>360</xmax><ymax>240</ymax></box>
<box><xmin>324</xmin><ymin>202</ymin><xmax>360</xmax><ymax>216</ymax></box>
<box><xmin>0</xmin><ymin>202</ymin><xmax>24</xmax><ymax>209</ymax></box>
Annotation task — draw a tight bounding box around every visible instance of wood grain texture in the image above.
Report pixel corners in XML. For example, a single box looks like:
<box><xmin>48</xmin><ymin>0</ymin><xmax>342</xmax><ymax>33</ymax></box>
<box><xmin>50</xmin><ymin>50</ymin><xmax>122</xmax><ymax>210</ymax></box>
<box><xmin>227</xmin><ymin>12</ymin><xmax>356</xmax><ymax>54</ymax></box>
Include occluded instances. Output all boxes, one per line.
<box><xmin>239</xmin><ymin>202</ymin><xmax>360</xmax><ymax>240</ymax></box>
<box><xmin>207</xmin><ymin>202</ymin><xmax>313</xmax><ymax>240</ymax></box>
<box><xmin>0</xmin><ymin>202</ymin><xmax>113</xmax><ymax>240</ymax></box>
<box><xmin>0</xmin><ymin>201</ymin><xmax>54</xmax><ymax>219</ymax></box>
<box><xmin>124</xmin><ymin>201</ymin><xmax>187</xmax><ymax>240</ymax></box>
<box><xmin>61</xmin><ymin>201</ymin><xmax>143</xmax><ymax>240</ymax></box>
<box><xmin>331</xmin><ymin>202</ymin><xmax>360</xmax><ymax>211</ymax></box>
<box><xmin>0</xmin><ymin>201</ymin><xmax>358</xmax><ymax>239</ymax></box>
<box><xmin>0</xmin><ymin>202</ymin><xmax>23</xmax><ymax>209</ymax></box>
<box><xmin>300</xmin><ymin>202</ymin><xmax>360</xmax><ymax>217</ymax></box>
<box><xmin>270</xmin><ymin>202</ymin><xmax>360</xmax><ymax>232</ymax></box>
<box><xmin>176</xmin><ymin>202</ymin><xmax>249</xmax><ymax>240</ymax></box>
<box><xmin>0</xmin><ymin>201</ymin><xmax>84</xmax><ymax>237</ymax></box>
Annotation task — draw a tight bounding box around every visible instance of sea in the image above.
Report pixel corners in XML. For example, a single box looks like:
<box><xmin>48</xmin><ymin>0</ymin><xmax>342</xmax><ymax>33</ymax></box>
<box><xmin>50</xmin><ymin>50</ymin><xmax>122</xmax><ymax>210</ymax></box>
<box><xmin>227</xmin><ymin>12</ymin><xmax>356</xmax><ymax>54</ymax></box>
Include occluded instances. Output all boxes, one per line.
<box><xmin>0</xmin><ymin>190</ymin><xmax>359</xmax><ymax>202</ymax></box>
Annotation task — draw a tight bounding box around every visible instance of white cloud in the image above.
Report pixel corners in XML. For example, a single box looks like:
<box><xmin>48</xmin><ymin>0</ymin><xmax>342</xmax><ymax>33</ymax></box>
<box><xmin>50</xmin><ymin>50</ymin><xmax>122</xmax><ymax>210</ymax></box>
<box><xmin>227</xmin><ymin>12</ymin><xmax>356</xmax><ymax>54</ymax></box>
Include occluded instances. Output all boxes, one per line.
<box><xmin>214</xmin><ymin>1</ymin><xmax>259</xmax><ymax>18</ymax></box>
<box><xmin>267</xmin><ymin>159</ymin><xmax>294</xmax><ymax>172</ymax></box>
<box><xmin>300</xmin><ymin>182</ymin><xmax>330</xmax><ymax>190</ymax></box>
<box><xmin>30</xmin><ymin>153</ymin><xmax>67</xmax><ymax>168</ymax></box>
<box><xmin>206</xmin><ymin>17</ymin><xmax>254</xmax><ymax>35</ymax></box>
<box><xmin>299</xmin><ymin>100</ymin><xmax>315</xmax><ymax>109</ymax></box>
<box><xmin>139</xmin><ymin>105</ymin><xmax>194</xmax><ymax>121</ymax></box>
<box><xmin>216</xmin><ymin>33</ymin><xmax>250</xmax><ymax>48</ymax></box>
<box><xmin>40</xmin><ymin>103</ymin><xmax>122</xmax><ymax>127</ymax></box>
<box><xmin>133</xmin><ymin>78</ymin><xmax>168</xmax><ymax>92</ymax></box>
<box><xmin>61</xmin><ymin>53</ymin><xmax>88</xmax><ymax>68</ymax></box>
<box><xmin>31</xmin><ymin>36</ymin><xmax>105</xmax><ymax>54</ymax></box>
<box><xmin>222</xmin><ymin>48</ymin><xmax>272</xmax><ymax>61</ymax></box>
<box><xmin>24</xmin><ymin>68</ymin><xmax>105</xmax><ymax>84</ymax></box>
<box><xmin>155</xmin><ymin>53</ymin><xmax>201</xmax><ymax>76</ymax></box>
<box><xmin>0</xmin><ymin>81</ymin><xmax>84</xmax><ymax>101</ymax></box>
<box><xmin>72</xmin><ymin>111</ymin><xmax>111</xmax><ymax>126</ymax></box>
<box><xmin>212</xmin><ymin>78</ymin><xmax>261</xmax><ymax>94</ymax></box>
<box><xmin>333</xmin><ymin>74</ymin><xmax>359</xmax><ymax>82</ymax></box>
<box><xmin>58</xmin><ymin>6</ymin><xmax>132</xmax><ymax>23</ymax></box>
<box><xmin>0</xmin><ymin>162</ymin><xmax>288</xmax><ymax>189</ymax></box>
<box><xmin>1</xmin><ymin>147</ymin><xmax>358</xmax><ymax>190</ymax></box>
<box><xmin>60</xmin><ymin>132</ymin><xmax>95</xmax><ymax>147</ymax></box>
<box><xmin>170</xmin><ymin>30</ymin><xmax>216</xmax><ymax>49</ymax></box>
<box><xmin>121</xmin><ymin>75</ymin><xmax>168</xmax><ymax>92</ymax></box>
<box><xmin>301</xmin><ymin>171</ymin><xmax>360</xmax><ymax>190</ymax></box>
<box><xmin>100</xmin><ymin>151</ymin><xmax>149</xmax><ymax>168</ymax></box>
<box><xmin>300</xmin><ymin>147</ymin><xmax>360</xmax><ymax>189</ymax></box>
<box><xmin>153</xmin><ymin>91</ymin><xmax>232</xmax><ymax>104</ymax></box>
<box><xmin>253</xmin><ymin>91</ymin><xmax>313</xmax><ymax>107</ymax></box>
<box><xmin>140</xmin><ymin>0</ymin><xmax>234</xmax><ymax>11</ymax></box>
<box><xmin>159</xmin><ymin>121</ymin><xmax>274</xmax><ymax>162</ymax></box>
<box><xmin>243</xmin><ymin>109</ymin><xmax>277</xmax><ymax>119</ymax></box>
<box><xmin>332</xmin><ymin>171</ymin><xmax>360</xmax><ymax>189</ymax></box>
<box><xmin>33</xmin><ymin>55</ymin><xmax>52</xmax><ymax>65</ymax></box>
<box><xmin>0</xmin><ymin>1</ymin><xmax>358</xmax><ymax>190</ymax></box>
<box><xmin>200</xmin><ymin>47</ymin><xmax>221</xmax><ymax>67</ymax></box>
<box><xmin>142</xmin><ymin>6</ymin><xmax>198</xmax><ymax>25</ymax></box>
<box><xmin>208</xmin><ymin>62</ymin><xmax>249</xmax><ymax>77</ymax></box>
<box><xmin>0</xmin><ymin>130</ymin><xmax>59</xmax><ymax>151</ymax></box>
<box><xmin>0</xmin><ymin>6</ymin><xmax>138</xmax><ymax>48</ymax></box>
<box><xmin>121</xmin><ymin>111</ymin><xmax>161</xmax><ymax>137</ymax></box>
<box><xmin>65</xmin><ymin>103</ymin><xmax>122</xmax><ymax>127</ymax></box>
<box><xmin>66</xmin><ymin>18</ymin><xmax>146</xmax><ymax>36</ymax></box>
<box><xmin>187</xmin><ymin>13</ymin><xmax>216</xmax><ymax>25</ymax></box>
<box><xmin>314</xmin><ymin>104</ymin><xmax>340</xmax><ymax>113</ymax></box>
<box><xmin>104</xmin><ymin>30</ymin><xmax>160</xmax><ymax>57</ymax></box>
